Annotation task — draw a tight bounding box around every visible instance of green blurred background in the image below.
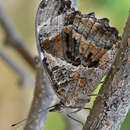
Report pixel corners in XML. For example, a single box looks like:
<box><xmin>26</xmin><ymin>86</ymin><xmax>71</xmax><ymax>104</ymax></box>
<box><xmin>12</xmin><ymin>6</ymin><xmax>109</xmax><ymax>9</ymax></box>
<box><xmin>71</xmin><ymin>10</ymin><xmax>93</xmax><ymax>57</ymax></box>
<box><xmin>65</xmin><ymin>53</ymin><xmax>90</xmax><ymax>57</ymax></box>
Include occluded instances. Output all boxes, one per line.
<box><xmin>0</xmin><ymin>0</ymin><xmax>129</xmax><ymax>130</ymax></box>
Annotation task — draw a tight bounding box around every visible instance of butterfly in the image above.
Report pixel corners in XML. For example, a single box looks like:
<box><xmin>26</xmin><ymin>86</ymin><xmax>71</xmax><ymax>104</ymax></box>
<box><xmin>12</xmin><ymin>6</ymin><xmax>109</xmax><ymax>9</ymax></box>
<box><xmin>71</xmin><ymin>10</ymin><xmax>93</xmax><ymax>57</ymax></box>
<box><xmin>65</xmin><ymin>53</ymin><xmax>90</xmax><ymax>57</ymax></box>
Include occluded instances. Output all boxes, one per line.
<box><xmin>11</xmin><ymin>0</ymin><xmax>121</xmax><ymax>127</ymax></box>
<box><xmin>37</xmin><ymin>0</ymin><xmax>120</xmax><ymax>116</ymax></box>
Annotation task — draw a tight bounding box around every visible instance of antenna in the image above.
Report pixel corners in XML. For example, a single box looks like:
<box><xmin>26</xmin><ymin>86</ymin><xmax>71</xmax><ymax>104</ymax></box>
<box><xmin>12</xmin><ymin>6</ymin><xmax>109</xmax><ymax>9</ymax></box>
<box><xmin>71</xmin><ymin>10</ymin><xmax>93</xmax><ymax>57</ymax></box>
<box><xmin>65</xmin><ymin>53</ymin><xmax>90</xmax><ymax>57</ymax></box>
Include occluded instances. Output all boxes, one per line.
<box><xmin>11</xmin><ymin>105</ymin><xmax>57</xmax><ymax>128</ymax></box>
<box><xmin>11</xmin><ymin>119</ymin><xmax>27</xmax><ymax>127</ymax></box>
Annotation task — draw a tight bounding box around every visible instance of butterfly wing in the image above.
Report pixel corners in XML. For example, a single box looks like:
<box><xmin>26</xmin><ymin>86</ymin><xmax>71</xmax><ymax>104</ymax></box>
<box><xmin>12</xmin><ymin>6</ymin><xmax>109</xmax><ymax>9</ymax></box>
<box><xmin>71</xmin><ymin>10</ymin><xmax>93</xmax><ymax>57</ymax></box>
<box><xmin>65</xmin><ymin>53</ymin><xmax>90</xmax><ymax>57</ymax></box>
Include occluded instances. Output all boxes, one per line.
<box><xmin>36</xmin><ymin>1</ymin><xmax>121</xmax><ymax>107</ymax></box>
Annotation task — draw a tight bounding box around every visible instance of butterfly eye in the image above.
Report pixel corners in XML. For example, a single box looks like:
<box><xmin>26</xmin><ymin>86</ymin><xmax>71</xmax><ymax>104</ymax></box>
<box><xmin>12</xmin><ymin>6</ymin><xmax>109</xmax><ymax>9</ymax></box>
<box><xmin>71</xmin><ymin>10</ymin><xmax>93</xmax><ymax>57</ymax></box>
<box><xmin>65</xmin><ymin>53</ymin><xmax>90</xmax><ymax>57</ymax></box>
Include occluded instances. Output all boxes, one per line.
<box><xmin>66</xmin><ymin>100</ymin><xmax>71</xmax><ymax>106</ymax></box>
<box><xmin>61</xmin><ymin>88</ymin><xmax>65</xmax><ymax>92</ymax></box>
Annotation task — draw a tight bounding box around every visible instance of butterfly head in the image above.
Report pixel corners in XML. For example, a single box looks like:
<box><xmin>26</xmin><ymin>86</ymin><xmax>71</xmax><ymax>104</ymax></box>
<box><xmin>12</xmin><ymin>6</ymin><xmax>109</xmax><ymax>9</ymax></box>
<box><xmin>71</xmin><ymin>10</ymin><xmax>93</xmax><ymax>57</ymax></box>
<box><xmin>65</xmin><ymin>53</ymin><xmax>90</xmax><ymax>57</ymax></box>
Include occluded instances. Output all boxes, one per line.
<box><xmin>49</xmin><ymin>103</ymin><xmax>65</xmax><ymax>112</ymax></box>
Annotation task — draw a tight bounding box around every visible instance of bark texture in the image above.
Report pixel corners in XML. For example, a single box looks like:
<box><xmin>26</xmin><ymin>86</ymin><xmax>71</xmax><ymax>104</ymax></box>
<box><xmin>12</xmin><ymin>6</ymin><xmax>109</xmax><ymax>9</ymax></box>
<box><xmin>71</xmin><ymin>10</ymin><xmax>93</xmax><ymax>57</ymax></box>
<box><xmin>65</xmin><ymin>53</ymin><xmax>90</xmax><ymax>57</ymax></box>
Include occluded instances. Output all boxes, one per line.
<box><xmin>24</xmin><ymin>66</ymin><xmax>54</xmax><ymax>130</ymax></box>
<box><xmin>83</xmin><ymin>13</ymin><xmax>130</xmax><ymax>130</ymax></box>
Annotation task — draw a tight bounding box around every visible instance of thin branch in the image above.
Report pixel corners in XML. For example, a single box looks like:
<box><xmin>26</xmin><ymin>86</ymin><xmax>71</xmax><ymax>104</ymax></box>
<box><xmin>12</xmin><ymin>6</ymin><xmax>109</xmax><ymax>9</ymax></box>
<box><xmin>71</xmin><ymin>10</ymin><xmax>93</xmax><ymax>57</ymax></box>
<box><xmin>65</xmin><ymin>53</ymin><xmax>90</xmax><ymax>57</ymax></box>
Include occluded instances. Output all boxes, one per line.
<box><xmin>0</xmin><ymin>48</ymin><xmax>34</xmax><ymax>87</ymax></box>
<box><xmin>0</xmin><ymin>1</ymin><xmax>36</xmax><ymax>70</ymax></box>
<box><xmin>24</xmin><ymin>66</ymin><xmax>55</xmax><ymax>130</ymax></box>
<box><xmin>83</xmin><ymin>13</ymin><xmax>130</xmax><ymax>130</ymax></box>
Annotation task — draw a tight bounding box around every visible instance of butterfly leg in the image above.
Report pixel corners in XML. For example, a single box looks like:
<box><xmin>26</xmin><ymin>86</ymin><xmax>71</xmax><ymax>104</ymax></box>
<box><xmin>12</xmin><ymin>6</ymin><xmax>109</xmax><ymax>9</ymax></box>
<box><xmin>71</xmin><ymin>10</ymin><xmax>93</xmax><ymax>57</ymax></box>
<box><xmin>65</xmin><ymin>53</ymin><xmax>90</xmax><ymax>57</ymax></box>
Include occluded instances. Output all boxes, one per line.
<box><xmin>67</xmin><ymin>114</ymin><xmax>84</xmax><ymax>125</ymax></box>
<box><xmin>88</xmin><ymin>93</ymin><xmax>105</xmax><ymax>100</ymax></box>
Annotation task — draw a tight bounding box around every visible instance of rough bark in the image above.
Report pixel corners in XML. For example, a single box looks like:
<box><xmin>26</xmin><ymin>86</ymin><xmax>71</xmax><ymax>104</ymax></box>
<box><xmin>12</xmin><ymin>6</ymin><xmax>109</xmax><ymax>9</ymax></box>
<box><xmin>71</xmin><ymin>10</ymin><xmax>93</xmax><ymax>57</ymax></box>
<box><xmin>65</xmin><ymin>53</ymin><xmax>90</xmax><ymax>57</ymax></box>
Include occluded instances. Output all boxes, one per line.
<box><xmin>24</xmin><ymin>65</ymin><xmax>55</xmax><ymax>130</ymax></box>
<box><xmin>83</xmin><ymin>13</ymin><xmax>130</xmax><ymax>130</ymax></box>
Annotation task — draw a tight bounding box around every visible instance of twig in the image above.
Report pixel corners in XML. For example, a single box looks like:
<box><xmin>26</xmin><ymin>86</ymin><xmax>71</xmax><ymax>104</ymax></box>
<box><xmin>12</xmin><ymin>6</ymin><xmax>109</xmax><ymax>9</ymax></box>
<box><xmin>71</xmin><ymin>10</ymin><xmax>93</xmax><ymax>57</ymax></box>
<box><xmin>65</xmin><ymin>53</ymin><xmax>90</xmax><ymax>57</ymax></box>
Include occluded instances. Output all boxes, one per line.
<box><xmin>83</xmin><ymin>13</ymin><xmax>130</xmax><ymax>130</ymax></box>
<box><xmin>24</xmin><ymin>66</ymin><xmax>55</xmax><ymax>130</ymax></box>
<box><xmin>0</xmin><ymin>48</ymin><xmax>34</xmax><ymax>87</ymax></box>
<box><xmin>0</xmin><ymin>1</ymin><xmax>36</xmax><ymax>70</ymax></box>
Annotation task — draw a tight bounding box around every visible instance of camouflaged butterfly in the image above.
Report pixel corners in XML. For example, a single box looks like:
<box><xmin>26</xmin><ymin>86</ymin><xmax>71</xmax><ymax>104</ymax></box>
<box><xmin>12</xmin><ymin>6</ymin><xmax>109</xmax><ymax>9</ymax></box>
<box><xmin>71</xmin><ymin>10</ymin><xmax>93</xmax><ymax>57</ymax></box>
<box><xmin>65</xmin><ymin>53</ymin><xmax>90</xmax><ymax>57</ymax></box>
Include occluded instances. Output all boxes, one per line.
<box><xmin>36</xmin><ymin>0</ymin><xmax>121</xmax><ymax>114</ymax></box>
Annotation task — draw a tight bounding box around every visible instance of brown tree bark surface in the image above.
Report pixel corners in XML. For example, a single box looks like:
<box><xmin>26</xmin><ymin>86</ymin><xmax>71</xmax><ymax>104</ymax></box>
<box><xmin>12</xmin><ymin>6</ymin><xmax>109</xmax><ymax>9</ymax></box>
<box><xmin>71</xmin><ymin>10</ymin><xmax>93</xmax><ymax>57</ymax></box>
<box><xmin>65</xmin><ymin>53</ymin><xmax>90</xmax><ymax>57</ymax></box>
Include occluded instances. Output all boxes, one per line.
<box><xmin>83</xmin><ymin>13</ymin><xmax>130</xmax><ymax>130</ymax></box>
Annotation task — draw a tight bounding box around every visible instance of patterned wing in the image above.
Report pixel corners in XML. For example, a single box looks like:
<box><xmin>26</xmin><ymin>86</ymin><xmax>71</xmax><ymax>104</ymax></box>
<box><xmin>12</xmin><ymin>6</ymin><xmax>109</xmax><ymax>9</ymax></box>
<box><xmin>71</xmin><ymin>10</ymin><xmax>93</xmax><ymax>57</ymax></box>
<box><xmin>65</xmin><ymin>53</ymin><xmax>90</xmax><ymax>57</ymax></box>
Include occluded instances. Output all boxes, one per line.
<box><xmin>37</xmin><ymin>1</ymin><xmax>121</xmax><ymax>107</ymax></box>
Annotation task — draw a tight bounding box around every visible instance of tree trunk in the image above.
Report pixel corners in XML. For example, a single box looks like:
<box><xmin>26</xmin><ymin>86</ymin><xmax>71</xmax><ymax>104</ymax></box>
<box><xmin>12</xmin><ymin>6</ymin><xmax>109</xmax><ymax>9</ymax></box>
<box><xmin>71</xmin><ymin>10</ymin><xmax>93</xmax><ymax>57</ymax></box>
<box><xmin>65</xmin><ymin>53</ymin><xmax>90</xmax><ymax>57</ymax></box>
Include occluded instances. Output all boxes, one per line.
<box><xmin>83</xmin><ymin>14</ymin><xmax>130</xmax><ymax>130</ymax></box>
